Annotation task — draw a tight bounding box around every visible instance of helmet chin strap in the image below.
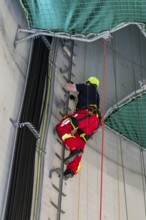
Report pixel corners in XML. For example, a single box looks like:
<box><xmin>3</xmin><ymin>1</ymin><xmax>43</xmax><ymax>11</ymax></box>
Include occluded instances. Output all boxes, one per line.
<box><xmin>86</xmin><ymin>82</ymin><xmax>97</xmax><ymax>88</ymax></box>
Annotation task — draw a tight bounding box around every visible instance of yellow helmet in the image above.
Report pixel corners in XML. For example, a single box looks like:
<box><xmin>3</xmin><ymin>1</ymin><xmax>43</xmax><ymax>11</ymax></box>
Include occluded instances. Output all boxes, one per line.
<box><xmin>85</xmin><ymin>76</ymin><xmax>100</xmax><ymax>87</ymax></box>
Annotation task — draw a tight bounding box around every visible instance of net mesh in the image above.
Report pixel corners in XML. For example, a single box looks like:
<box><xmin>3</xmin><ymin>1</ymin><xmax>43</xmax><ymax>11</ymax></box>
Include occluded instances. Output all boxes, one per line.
<box><xmin>20</xmin><ymin>0</ymin><xmax>146</xmax><ymax>39</ymax></box>
<box><xmin>105</xmin><ymin>91</ymin><xmax>146</xmax><ymax>149</ymax></box>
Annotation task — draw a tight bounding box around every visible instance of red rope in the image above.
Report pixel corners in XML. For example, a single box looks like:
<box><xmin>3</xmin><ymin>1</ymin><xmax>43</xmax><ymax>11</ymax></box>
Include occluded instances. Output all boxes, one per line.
<box><xmin>99</xmin><ymin>39</ymin><xmax>107</xmax><ymax>220</ymax></box>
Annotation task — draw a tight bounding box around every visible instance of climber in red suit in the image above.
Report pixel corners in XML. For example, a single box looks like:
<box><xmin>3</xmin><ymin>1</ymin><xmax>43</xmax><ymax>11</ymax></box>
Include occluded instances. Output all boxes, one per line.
<box><xmin>56</xmin><ymin>77</ymin><xmax>101</xmax><ymax>179</ymax></box>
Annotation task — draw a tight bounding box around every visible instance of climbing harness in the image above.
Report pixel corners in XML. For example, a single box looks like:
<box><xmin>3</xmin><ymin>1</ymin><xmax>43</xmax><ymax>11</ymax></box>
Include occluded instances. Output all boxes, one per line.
<box><xmin>78</xmin><ymin>129</ymin><xmax>91</xmax><ymax>142</ymax></box>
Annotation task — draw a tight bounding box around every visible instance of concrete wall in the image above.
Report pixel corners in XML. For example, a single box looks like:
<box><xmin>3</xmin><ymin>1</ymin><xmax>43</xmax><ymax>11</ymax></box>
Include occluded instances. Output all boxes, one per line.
<box><xmin>40</xmin><ymin>26</ymin><xmax>146</xmax><ymax>220</ymax></box>
<box><xmin>0</xmin><ymin>2</ymin><xmax>146</xmax><ymax>220</ymax></box>
<box><xmin>0</xmin><ymin>0</ymin><xmax>30</xmax><ymax>218</ymax></box>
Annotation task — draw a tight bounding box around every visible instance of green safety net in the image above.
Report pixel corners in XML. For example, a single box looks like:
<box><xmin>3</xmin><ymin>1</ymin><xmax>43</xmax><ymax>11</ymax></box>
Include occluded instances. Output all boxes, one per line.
<box><xmin>20</xmin><ymin>0</ymin><xmax>146</xmax><ymax>39</ymax></box>
<box><xmin>105</xmin><ymin>91</ymin><xmax>146</xmax><ymax>149</ymax></box>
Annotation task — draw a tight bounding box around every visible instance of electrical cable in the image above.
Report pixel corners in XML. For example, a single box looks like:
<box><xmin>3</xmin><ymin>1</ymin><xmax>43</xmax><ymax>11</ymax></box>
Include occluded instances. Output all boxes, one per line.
<box><xmin>99</xmin><ymin>39</ymin><xmax>106</xmax><ymax>220</ymax></box>
<box><xmin>111</xmin><ymin>34</ymin><xmax>129</xmax><ymax>220</ymax></box>
<box><xmin>111</xmin><ymin>36</ymin><xmax>121</xmax><ymax>220</ymax></box>
<box><xmin>32</xmin><ymin>37</ymin><xmax>53</xmax><ymax>220</ymax></box>
<box><xmin>4</xmin><ymin>37</ymin><xmax>49</xmax><ymax>220</ymax></box>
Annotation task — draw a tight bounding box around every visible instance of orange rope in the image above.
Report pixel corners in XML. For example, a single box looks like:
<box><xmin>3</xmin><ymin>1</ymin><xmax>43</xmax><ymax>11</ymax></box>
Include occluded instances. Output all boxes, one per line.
<box><xmin>99</xmin><ymin>39</ymin><xmax>107</xmax><ymax>220</ymax></box>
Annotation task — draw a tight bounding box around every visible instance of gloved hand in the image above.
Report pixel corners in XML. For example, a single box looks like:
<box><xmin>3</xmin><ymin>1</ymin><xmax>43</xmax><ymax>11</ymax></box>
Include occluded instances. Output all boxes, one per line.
<box><xmin>70</xmin><ymin>95</ymin><xmax>76</xmax><ymax>101</ymax></box>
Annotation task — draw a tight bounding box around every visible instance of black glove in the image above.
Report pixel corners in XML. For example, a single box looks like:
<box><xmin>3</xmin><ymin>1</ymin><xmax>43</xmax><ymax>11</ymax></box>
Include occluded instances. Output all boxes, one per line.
<box><xmin>67</xmin><ymin>80</ymin><xmax>73</xmax><ymax>84</ymax></box>
<box><xmin>70</xmin><ymin>95</ymin><xmax>76</xmax><ymax>101</ymax></box>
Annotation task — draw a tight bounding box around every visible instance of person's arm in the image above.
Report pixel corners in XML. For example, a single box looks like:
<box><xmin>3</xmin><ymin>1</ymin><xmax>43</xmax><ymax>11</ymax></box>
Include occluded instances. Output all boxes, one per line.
<box><xmin>64</xmin><ymin>83</ymin><xmax>77</xmax><ymax>92</ymax></box>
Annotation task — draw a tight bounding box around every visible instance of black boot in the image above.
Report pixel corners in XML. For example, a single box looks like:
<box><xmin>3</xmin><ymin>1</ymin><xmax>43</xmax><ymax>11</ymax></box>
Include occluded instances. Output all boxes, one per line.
<box><xmin>64</xmin><ymin>148</ymin><xmax>83</xmax><ymax>164</ymax></box>
<box><xmin>63</xmin><ymin>169</ymin><xmax>74</xmax><ymax>180</ymax></box>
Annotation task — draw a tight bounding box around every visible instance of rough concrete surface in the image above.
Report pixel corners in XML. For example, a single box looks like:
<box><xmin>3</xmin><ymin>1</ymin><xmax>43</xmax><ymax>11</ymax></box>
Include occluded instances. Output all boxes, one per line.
<box><xmin>0</xmin><ymin>0</ymin><xmax>30</xmax><ymax>218</ymax></box>
<box><xmin>40</xmin><ymin>27</ymin><xmax>146</xmax><ymax>220</ymax></box>
<box><xmin>0</xmin><ymin>1</ymin><xmax>146</xmax><ymax>220</ymax></box>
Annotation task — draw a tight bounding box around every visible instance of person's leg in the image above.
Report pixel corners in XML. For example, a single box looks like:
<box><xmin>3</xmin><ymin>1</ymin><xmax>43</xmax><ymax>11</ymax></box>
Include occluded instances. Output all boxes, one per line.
<box><xmin>63</xmin><ymin>130</ymin><xmax>85</xmax><ymax>164</ymax></box>
<box><xmin>64</xmin><ymin>156</ymin><xmax>82</xmax><ymax>179</ymax></box>
<box><xmin>63</xmin><ymin>113</ymin><xmax>100</xmax><ymax>179</ymax></box>
<box><xmin>64</xmin><ymin>132</ymin><xmax>86</xmax><ymax>178</ymax></box>
<box><xmin>56</xmin><ymin>113</ymin><xmax>82</xmax><ymax>152</ymax></box>
<box><xmin>78</xmin><ymin>113</ymin><xmax>100</xmax><ymax>136</ymax></box>
<box><xmin>57</xmin><ymin>112</ymin><xmax>98</xmax><ymax>165</ymax></box>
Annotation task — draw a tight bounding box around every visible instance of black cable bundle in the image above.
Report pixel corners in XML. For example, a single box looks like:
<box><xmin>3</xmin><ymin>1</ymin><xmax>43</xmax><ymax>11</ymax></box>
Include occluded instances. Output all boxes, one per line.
<box><xmin>4</xmin><ymin>36</ymin><xmax>52</xmax><ymax>220</ymax></box>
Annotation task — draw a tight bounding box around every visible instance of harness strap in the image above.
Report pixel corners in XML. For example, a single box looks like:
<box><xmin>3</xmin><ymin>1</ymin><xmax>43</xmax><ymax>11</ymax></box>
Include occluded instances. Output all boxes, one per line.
<box><xmin>70</xmin><ymin>116</ymin><xmax>78</xmax><ymax>129</ymax></box>
<box><xmin>70</xmin><ymin>111</ymin><xmax>100</xmax><ymax>142</ymax></box>
<box><xmin>70</xmin><ymin>114</ymin><xmax>91</xmax><ymax>130</ymax></box>
<box><xmin>77</xmin><ymin>115</ymin><xmax>90</xmax><ymax>122</ymax></box>
<box><xmin>77</xmin><ymin>104</ymin><xmax>101</xmax><ymax>118</ymax></box>
<box><xmin>70</xmin><ymin>114</ymin><xmax>93</xmax><ymax>142</ymax></box>
<box><xmin>78</xmin><ymin>129</ymin><xmax>91</xmax><ymax>142</ymax></box>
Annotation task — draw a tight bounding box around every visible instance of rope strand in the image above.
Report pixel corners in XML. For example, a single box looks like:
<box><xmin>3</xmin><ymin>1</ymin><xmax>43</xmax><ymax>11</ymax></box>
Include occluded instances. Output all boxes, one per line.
<box><xmin>99</xmin><ymin>39</ymin><xmax>107</xmax><ymax>220</ymax></box>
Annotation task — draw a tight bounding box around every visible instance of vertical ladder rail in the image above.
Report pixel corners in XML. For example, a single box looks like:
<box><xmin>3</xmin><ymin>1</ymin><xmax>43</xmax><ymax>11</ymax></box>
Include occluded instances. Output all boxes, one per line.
<box><xmin>56</xmin><ymin>40</ymin><xmax>74</xmax><ymax>220</ymax></box>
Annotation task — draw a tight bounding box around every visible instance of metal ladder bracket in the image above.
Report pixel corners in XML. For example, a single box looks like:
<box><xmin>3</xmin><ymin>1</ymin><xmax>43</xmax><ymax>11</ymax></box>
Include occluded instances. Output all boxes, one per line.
<box><xmin>13</xmin><ymin>26</ymin><xmax>41</xmax><ymax>46</ymax></box>
<box><xmin>36</xmin><ymin>144</ymin><xmax>46</xmax><ymax>154</ymax></box>
<box><xmin>13</xmin><ymin>25</ymin><xmax>21</xmax><ymax>48</ymax></box>
<box><xmin>10</xmin><ymin>118</ymin><xmax>40</xmax><ymax>139</ymax></box>
<box><xmin>10</xmin><ymin>118</ymin><xmax>46</xmax><ymax>154</ymax></box>
<box><xmin>49</xmin><ymin>168</ymin><xmax>62</xmax><ymax>179</ymax></box>
<box><xmin>13</xmin><ymin>25</ymin><xmax>34</xmax><ymax>47</ymax></box>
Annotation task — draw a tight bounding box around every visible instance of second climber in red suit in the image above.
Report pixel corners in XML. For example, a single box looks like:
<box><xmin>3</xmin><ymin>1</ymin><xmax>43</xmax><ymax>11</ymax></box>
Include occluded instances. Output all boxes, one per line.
<box><xmin>56</xmin><ymin>76</ymin><xmax>101</xmax><ymax>179</ymax></box>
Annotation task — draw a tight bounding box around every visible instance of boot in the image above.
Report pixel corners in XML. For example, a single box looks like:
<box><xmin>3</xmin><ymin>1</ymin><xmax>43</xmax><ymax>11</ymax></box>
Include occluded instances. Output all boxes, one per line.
<box><xmin>63</xmin><ymin>169</ymin><xmax>74</xmax><ymax>180</ymax></box>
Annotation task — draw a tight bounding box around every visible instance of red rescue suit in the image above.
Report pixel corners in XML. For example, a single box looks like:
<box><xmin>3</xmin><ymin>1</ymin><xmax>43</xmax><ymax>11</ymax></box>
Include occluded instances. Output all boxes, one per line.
<box><xmin>56</xmin><ymin>109</ymin><xmax>100</xmax><ymax>175</ymax></box>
